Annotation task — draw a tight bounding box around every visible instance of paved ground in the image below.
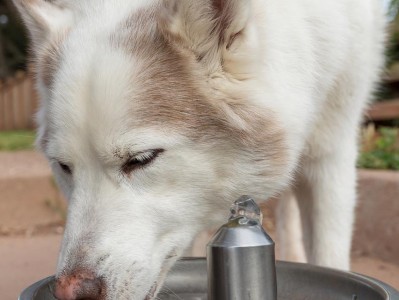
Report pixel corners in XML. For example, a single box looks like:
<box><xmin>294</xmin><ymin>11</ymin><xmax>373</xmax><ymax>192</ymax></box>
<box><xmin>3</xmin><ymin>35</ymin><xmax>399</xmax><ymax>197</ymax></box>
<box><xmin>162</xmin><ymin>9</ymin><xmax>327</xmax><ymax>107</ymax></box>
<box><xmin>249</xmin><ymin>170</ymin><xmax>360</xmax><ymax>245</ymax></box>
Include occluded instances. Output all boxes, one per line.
<box><xmin>0</xmin><ymin>151</ymin><xmax>65</xmax><ymax>235</ymax></box>
<box><xmin>0</xmin><ymin>151</ymin><xmax>65</xmax><ymax>299</ymax></box>
<box><xmin>0</xmin><ymin>235</ymin><xmax>62</xmax><ymax>300</ymax></box>
<box><xmin>1</xmin><ymin>150</ymin><xmax>398</xmax><ymax>300</ymax></box>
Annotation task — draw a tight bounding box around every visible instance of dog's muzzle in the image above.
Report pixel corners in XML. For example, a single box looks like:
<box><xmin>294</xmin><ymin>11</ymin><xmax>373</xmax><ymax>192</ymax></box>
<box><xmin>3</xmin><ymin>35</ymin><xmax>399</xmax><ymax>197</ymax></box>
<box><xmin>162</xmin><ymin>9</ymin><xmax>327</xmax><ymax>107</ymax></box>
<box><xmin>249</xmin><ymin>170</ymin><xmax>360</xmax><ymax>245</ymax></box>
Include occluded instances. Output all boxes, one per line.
<box><xmin>53</xmin><ymin>270</ymin><xmax>104</xmax><ymax>300</ymax></box>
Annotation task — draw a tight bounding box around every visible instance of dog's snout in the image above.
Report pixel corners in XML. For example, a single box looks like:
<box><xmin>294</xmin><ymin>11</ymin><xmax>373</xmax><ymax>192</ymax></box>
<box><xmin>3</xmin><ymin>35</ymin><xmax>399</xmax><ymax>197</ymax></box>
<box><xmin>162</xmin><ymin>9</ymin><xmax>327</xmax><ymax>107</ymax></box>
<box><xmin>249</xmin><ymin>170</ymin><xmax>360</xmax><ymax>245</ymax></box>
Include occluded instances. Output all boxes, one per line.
<box><xmin>53</xmin><ymin>270</ymin><xmax>103</xmax><ymax>300</ymax></box>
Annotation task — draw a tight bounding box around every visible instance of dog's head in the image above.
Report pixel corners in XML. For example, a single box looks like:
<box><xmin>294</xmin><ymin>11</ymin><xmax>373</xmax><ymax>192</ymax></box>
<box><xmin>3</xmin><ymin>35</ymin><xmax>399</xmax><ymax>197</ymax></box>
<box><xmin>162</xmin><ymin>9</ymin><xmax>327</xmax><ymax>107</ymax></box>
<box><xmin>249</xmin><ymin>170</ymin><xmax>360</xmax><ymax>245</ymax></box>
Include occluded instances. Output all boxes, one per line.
<box><xmin>14</xmin><ymin>0</ymin><xmax>291</xmax><ymax>299</ymax></box>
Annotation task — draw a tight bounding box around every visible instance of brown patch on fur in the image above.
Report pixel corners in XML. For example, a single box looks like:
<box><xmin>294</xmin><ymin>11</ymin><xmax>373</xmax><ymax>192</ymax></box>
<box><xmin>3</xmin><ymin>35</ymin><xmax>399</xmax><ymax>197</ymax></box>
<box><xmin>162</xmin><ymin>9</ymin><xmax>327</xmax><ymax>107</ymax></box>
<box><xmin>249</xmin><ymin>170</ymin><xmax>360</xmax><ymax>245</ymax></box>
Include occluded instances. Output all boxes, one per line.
<box><xmin>38</xmin><ymin>32</ymin><xmax>67</xmax><ymax>88</ymax></box>
<box><xmin>14</xmin><ymin>0</ymin><xmax>72</xmax><ymax>89</ymax></box>
<box><xmin>110</xmin><ymin>5</ymin><xmax>288</xmax><ymax>177</ymax></box>
<box><xmin>211</xmin><ymin>0</ymin><xmax>236</xmax><ymax>45</ymax></box>
<box><xmin>157</xmin><ymin>0</ymin><xmax>245</xmax><ymax>57</ymax></box>
<box><xmin>30</xmin><ymin>33</ymin><xmax>67</xmax><ymax>153</ymax></box>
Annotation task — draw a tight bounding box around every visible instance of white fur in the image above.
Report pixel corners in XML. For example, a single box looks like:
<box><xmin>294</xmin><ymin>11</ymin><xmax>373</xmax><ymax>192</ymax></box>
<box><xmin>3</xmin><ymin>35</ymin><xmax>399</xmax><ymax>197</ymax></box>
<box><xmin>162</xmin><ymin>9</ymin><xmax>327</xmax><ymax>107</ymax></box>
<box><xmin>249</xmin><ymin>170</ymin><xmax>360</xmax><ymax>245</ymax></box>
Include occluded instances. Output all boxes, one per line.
<box><xmin>14</xmin><ymin>0</ymin><xmax>386</xmax><ymax>299</ymax></box>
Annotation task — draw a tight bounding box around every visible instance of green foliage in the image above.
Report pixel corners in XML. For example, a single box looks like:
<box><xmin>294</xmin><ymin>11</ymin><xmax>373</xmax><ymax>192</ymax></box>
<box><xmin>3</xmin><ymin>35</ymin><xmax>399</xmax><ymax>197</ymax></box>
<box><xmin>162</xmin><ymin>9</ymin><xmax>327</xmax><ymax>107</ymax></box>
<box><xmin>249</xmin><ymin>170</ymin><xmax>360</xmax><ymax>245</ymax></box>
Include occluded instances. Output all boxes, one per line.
<box><xmin>0</xmin><ymin>1</ymin><xmax>28</xmax><ymax>78</ymax></box>
<box><xmin>0</xmin><ymin>130</ymin><xmax>35</xmax><ymax>151</ymax></box>
<box><xmin>358</xmin><ymin>127</ymin><xmax>399</xmax><ymax>170</ymax></box>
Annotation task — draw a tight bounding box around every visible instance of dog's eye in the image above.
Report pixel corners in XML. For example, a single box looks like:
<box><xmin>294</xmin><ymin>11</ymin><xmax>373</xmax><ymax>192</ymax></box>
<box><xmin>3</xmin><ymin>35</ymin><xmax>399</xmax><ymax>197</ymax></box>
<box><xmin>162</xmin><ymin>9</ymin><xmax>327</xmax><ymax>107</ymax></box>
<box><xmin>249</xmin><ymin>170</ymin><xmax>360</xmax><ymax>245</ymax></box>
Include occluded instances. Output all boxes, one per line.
<box><xmin>122</xmin><ymin>149</ymin><xmax>164</xmax><ymax>174</ymax></box>
<box><xmin>59</xmin><ymin>162</ymin><xmax>72</xmax><ymax>175</ymax></box>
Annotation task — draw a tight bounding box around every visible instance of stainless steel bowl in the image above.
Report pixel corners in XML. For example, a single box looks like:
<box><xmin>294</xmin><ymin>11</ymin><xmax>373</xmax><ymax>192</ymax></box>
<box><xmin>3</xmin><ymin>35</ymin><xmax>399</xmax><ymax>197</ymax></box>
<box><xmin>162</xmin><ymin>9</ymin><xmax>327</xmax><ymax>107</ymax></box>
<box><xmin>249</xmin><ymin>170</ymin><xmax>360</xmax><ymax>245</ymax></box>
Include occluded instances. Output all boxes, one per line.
<box><xmin>19</xmin><ymin>258</ymin><xmax>399</xmax><ymax>300</ymax></box>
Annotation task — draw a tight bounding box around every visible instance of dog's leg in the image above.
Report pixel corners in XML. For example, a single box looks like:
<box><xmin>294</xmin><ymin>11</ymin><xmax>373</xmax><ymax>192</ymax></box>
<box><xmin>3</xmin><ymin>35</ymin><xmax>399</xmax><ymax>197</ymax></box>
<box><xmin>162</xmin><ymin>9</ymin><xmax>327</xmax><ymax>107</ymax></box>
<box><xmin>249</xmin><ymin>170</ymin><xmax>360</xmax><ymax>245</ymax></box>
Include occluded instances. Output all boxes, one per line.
<box><xmin>295</xmin><ymin>139</ymin><xmax>357</xmax><ymax>270</ymax></box>
<box><xmin>276</xmin><ymin>189</ymin><xmax>306</xmax><ymax>262</ymax></box>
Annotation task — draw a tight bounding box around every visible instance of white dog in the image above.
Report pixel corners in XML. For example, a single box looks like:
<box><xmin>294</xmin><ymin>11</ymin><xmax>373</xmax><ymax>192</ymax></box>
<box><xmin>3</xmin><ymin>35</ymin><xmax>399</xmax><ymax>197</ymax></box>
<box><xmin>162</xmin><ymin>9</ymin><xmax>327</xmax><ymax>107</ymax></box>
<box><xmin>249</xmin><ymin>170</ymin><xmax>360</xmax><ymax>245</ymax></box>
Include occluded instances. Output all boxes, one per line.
<box><xmin>14</xmin><ymin>0</ymin><xmax>386</xmax><ymax>299</ymax></box>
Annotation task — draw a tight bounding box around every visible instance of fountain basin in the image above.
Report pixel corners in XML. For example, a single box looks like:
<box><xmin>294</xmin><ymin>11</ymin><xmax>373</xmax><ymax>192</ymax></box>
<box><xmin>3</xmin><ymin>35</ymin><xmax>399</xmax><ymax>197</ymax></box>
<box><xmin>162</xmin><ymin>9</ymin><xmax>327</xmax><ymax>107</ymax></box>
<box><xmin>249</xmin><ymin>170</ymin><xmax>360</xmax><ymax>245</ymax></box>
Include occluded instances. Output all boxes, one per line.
<box><xmin>19</xmin><ymin>258</ymin><xmax>399</xmax><ymax>300</ymax></box>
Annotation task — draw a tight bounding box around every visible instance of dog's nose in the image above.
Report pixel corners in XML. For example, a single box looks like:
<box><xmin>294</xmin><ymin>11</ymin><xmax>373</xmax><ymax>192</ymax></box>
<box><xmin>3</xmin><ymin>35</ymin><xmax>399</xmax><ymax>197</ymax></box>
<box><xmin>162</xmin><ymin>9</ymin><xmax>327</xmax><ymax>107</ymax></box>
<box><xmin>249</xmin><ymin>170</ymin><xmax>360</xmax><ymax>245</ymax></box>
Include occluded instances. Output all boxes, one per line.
<box><xmin>53</xmin><ymin>270</ymin><xmax>103</xmax><ymax>300</ymax></box>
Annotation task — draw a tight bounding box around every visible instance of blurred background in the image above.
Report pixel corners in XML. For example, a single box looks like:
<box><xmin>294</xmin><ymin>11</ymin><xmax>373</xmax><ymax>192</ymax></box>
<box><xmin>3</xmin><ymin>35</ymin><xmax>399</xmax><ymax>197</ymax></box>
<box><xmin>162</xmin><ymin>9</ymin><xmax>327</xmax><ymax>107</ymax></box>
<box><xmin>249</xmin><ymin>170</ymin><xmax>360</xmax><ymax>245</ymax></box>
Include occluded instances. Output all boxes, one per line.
<box><xmin>1</xmin><ymin>0</ymin><xmax>399</xmax><ymax>299</ymax></box>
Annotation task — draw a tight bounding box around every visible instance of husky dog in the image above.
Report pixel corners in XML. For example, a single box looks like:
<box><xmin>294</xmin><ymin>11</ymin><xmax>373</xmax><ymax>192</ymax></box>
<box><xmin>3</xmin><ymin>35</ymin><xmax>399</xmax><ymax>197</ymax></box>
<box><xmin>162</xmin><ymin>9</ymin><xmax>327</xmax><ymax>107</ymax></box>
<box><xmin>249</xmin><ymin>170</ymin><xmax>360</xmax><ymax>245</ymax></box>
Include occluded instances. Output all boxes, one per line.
<box><xmin>14</xmin><ymin>0</ymin><xmax>385</xmax><ymax>299</ymax></box>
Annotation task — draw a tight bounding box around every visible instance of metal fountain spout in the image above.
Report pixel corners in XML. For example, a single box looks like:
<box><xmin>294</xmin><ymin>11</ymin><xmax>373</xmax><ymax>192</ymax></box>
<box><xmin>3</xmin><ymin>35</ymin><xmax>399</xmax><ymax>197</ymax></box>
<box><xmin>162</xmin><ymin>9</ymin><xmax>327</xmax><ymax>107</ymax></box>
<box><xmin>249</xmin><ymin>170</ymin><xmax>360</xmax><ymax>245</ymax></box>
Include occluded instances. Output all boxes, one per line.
<box><xmin>207</xmin><ymin>195</ymin><xmax>277</xmax><ymax>300</ymax></box>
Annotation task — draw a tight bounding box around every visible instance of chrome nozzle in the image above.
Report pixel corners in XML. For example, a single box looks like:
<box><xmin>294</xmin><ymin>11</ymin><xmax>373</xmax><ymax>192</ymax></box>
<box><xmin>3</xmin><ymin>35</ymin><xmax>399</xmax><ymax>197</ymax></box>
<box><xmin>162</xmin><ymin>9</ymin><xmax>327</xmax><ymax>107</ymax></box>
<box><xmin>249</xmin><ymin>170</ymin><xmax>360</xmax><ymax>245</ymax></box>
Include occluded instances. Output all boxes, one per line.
<box><xmin>207</xmin><ymin>195</ymin><xmax>277</xmax><ymax>300</ymax></box>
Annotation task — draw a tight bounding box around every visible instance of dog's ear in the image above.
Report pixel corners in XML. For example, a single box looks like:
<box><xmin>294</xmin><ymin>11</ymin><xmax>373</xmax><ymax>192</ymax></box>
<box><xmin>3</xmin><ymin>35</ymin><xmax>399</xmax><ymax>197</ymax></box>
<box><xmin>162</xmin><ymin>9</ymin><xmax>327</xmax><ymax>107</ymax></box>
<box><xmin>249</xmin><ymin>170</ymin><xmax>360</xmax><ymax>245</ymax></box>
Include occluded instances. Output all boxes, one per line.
<box><xmin>159</xmin><ymin>0</ymin><xmax>254</xmax><ymax>77</ymax></box>
<box><xmin>12</xmin><ymin>0</ymin><xmax>73</xmax><ymax>49</ymax></box>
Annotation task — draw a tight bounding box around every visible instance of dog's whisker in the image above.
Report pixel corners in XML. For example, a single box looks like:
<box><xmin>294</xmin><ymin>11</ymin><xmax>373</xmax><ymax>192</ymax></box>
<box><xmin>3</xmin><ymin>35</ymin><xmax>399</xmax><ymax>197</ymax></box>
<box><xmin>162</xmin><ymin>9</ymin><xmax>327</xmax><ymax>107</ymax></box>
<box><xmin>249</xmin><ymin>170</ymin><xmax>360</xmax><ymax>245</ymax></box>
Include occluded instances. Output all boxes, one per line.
<box><xmin>162</xmin><ymin>285</ymin><xmax>183</xmax><ymax>300</ymax></box>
